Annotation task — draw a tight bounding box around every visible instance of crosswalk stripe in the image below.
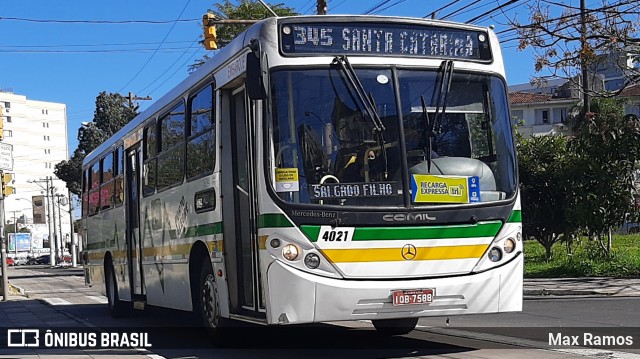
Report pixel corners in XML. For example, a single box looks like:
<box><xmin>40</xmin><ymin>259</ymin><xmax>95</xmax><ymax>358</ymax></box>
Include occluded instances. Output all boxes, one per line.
<box><xmin>87</xmin><ymin>295</ymin><xmax>108</xmax><ymax>304</ymax></box>
<box><xmin>42</xmin><ymin>297</ymin><xmax>73</xmax><ymax>305</ymax></box>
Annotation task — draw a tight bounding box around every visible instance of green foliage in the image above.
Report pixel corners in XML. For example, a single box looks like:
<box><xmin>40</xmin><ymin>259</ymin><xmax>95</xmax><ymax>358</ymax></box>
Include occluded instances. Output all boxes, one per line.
<box><xmin>568</xmin><ymin>98</ymin><xmax>640</xmax><ymax>246</ymax></box>
<box><xmin>516</xmin><ymin>133</ymin><xmax>572</xmax><ymax>259</ymax></box>
<box><xmin>211</xmin><ymin>0</ymin><xmax>297</xmax><ymax>45</ymax></box>
<box><xmin>191</xmin><ymin>1</ymin><xmax>297</xmax><ymax>71</ymax></box>
<box><xmin>55</xmin><ymin>92</ymin><xmax>137</xmax><ymax>195</ymax></box>
<box><xmin>518</xmin><ymin>97</ymin><xmax>640</xmax><ymax>259</ymax></box>
<box><xmin>524</xmin><ymin>235</ymin><xmax>640</xmax><ymax>277</ymax></box>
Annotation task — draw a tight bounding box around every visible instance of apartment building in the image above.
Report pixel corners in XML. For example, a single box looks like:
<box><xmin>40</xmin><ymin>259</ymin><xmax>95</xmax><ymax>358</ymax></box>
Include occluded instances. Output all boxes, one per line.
<box><xmin>0</xmin><ymin>90</ymin><xmax>71</xmax><ymax>257</ymax></box>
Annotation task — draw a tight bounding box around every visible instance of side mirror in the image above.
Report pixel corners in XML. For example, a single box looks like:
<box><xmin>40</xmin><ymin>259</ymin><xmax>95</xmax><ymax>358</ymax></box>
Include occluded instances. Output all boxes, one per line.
<box><xmin>246</xmin><ymin>52</ymin><xmax>266</xmax><ymax>100</ymax></box>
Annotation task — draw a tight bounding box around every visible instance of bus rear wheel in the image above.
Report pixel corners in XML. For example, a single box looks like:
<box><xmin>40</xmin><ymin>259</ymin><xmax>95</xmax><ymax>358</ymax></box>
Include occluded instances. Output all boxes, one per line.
<box><xmin>105</xmin><ymin>264</ymin><xmax>128</xmax><ymax>317</ymax></box>
<box><xmin>372</xmin><ymin>318</ymin><xmax>418</xmax><ymax>336</ymax></box>
<box><xmin>197</xmin><ymin>258</ymin><xmax>222</xmax><ymax>336</ymax></box>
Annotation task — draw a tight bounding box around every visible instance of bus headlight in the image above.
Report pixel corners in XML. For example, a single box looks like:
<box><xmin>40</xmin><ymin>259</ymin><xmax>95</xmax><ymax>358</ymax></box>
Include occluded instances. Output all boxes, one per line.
<box><xmin>304</xmin><ymin>253</ymin><xmax>321</xmax><ymax>269</ymax></box>
<box><xmin>504</xmin><ymin>238</ymin><xmax>516</xmax><ymax>253</ymax></box>
<box><xmin>282</xmin><ymin>244</ymin><xmax>299</xmax><ymax>261</ymax></box>
<box><xmin>270</xmin><ymin>238</ymin><xmax>281</xmax><ymax>248</ymax></box>
<box><xmin>488</xmin><ymin>247</ymin><xmax>502</xmax><ymax>262</ymax></box>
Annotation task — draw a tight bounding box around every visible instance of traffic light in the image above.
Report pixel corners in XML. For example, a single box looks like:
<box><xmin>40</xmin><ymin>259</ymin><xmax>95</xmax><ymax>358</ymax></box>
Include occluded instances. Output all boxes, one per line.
<box><xmin>1</xmin><ymin>172</ymin><xmax>14</xmax><ymax>198</ymax></box>
<box><xmin>202</xmin><ymin>13</ymin><xmax>218</xmax><ymax>50</ymax></box>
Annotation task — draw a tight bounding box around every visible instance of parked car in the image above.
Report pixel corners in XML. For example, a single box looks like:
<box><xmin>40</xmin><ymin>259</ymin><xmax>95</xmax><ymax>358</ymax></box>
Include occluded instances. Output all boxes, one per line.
<box><xmin>12</xmin><ymin>257</ymin><xmax>28</xmax><ymax>266</ymax></box>
<box><xmin>27</xmin><ymin>255</ymin><xmax>50</xmax><ymax>265</ymax></box>
<box><xmin>5</xmin><ymin>257</ymin><xmax>14</xmax><ymax>266</ymax></box>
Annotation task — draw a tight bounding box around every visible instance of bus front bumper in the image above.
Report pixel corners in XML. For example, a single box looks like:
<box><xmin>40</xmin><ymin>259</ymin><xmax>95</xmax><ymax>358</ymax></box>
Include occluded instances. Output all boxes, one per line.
<box><xmin>266</xmin><ymin>253</ymin><xmax>523</xmax><ymax>325</ymax></box>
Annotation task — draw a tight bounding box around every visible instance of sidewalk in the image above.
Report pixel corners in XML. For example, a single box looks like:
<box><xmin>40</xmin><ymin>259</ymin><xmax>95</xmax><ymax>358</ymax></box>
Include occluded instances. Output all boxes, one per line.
<box><xmin>524</xmin><ymin>277</ymin><xmax>640</xmax><ymax>297</ymax></box>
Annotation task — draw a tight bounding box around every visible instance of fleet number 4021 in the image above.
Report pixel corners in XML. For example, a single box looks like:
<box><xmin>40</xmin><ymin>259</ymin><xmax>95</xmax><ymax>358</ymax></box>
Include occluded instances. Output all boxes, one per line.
<box><xmin>318</xmin><ymin>226</ymin><xmax>355</xmax><ymax>242</ymax></box>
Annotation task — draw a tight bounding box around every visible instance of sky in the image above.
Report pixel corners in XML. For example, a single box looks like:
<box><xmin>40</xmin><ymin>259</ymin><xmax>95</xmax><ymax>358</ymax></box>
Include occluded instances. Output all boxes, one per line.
<box><xmin>0</xmin><ymin>0</ymin><xmax>565</xmax><ymax>154</ymax></box>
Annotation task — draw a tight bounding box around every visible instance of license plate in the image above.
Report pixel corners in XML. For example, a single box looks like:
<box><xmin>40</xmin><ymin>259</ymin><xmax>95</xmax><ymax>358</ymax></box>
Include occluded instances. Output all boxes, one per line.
<box><xmin>392</xmin><ymin>289</ymin><xmax>434</xmax><ymax>306</ymax></box>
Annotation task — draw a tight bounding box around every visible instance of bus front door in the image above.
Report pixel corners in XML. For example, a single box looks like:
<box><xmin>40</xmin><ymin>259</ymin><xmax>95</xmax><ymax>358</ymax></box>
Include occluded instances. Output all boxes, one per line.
<box><xmin>222</xmin><ymin>85</ymin><xmax>263</xmax><ymax>317</ymax></box>
<box><xmin>126</xmin><ymin>145</ymin><xmax>145</xmax><ymax>298</ymax></box>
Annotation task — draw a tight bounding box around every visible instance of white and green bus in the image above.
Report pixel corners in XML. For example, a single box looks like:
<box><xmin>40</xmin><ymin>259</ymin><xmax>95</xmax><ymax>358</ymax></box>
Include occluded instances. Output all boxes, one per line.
<box><xmin>81</xmin><ymin>14</ymin><xmax>522</xmax><ymax>336</ymax></box>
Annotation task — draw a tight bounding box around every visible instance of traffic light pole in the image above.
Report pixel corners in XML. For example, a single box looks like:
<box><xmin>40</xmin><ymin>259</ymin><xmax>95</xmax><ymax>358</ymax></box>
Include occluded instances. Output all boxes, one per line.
<box><xmin>0</xmin><ymin>172</ymin><xmax>9</xmax><ymax>301</ymax></box>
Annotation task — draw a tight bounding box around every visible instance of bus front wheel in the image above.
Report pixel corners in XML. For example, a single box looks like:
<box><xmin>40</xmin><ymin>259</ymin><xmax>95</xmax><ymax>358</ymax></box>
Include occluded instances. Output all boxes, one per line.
<box><xmin>372</xmin><ymin>318</ymin><xmax>418</xmax><ymax>336</ymax></box>
<box><xmin>105</xmin><ymin>264</ymin><xmax>128</xmax><ymax>318</ymax></box>
<box><xmin>197</xmin><ymin>258</ymin><xmax>222</xmax><ymax>335</ymax></box>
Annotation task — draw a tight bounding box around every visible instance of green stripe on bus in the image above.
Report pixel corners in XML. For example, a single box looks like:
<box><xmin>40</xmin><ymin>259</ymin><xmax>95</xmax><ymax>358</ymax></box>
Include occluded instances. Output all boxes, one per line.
<box><xmin>507</xmin><ymin>210</ymin><xmax>522</xmax><ymax>223</ymax></box>
<box><xmin>258</xmin><ymin>214</ymin><xmax>294</xmax><ymax>228</ymax></box>
<box><xmin>301</xmin><ymin>221</ymin><xmax>502</xmax><ymax>242</ymax></box>
<box><xmin>184</xmin><ymin>222</ymin><xmax>224</xmax><ymax>237</ymax></box>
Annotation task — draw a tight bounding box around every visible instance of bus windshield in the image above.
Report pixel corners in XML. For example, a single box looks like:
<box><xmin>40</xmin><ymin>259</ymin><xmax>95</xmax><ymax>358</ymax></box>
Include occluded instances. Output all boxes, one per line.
<box><xmin>270</xmin><ymin>67</ymin><xmax>516</xmax><ymax>207</ymax></box>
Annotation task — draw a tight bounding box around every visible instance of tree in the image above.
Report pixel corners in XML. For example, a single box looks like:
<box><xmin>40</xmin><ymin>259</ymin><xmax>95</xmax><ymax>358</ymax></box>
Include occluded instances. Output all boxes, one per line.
<box><xmin>190</xmin><ymin>0</ymin><xmax>297</xmax><ymax>71</ymax></box>
<box><xmin>55</xmin><ymin>92</ymin><xmax>138</xmax><ymax>195</ymax></box>
<box><xmin>509</xmin><ymin>0</ymin><xmax>640</xmax><ymax>96</ymax></box>
<box><xmin>568</xmin><ymin>98</ymin><xmax>640</xmax><ymax>254</ymax></box>
<box><xmin>517</xmin><ymin>133</ymin><xmax>574</xmax><ymax>259</ymax></box>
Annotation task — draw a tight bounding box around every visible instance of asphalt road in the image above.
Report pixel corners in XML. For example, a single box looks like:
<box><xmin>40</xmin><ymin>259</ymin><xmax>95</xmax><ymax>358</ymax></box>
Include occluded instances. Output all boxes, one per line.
<box><xmin>4</xmin><ymin>266</ymin><xmax>640</xmax><ymax>358</ymax></box>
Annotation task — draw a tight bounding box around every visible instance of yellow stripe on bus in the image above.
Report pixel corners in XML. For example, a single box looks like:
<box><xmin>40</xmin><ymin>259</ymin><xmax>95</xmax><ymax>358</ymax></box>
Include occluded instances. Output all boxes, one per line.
<box><xmin>85</xmin><ymin>240</ymin><xmax>225</xmax><ymax>261</ymax></box>
<box><xmin>321</xmin><ymin>245</ymin><xmax>488</xmax><ymax>263</ymax></box>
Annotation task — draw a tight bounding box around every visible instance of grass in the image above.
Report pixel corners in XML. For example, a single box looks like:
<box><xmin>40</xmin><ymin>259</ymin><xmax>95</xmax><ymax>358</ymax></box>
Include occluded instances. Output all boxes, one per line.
<box><xmin>524</xmin><ymin>234</ymin><xmax>640</xmax><ymax>278</ymax></box>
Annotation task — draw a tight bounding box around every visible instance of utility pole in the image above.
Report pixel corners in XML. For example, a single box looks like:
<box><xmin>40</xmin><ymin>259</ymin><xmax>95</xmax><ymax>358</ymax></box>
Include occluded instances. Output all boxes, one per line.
<box><xmin>127</xmin><ymin>92</ymin><xmax>152</xmax><ymax>110</ymax></box>
<box><xmin>0</xmin><ymin>171</ymin><xmax>7</xmax><ymax>301</ymax></box>
<box><xmin>580</xmin><ymin>0</ymin><xmax>590</xmax><ymax>112</ymax></box>
<box><xmin>50</xmin><ymin>178</ymin><xmax>58</xmax><ymax>265</ymax></box>
<box><xmin>69</xmin><ymin>190</ymin><xmax>77</xmax><ymax>267</ymax></box>
<box><xmin>317</xmin><ymin>0</ymin><xmax>327</xmax><ymax>15</ymax></box>
<box><xmin>56</xmin><ymin>194</ymin><xmax>63</xmax><ymax>260</ymax></box>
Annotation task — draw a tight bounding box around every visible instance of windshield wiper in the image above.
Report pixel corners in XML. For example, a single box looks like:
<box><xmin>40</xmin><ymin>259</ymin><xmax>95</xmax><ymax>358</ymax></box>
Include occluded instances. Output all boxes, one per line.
<box><xmin>419</xmin><ymin>60</ymin><xmax>454</xmax><ymax>174</ymax></box>
<box><xmin>420</xmin><ymin>95</ymin><xmax>434</xmax><ymax>173</ymax></box>
<box><xmin>432</xmin><ymin>60</ymin><xmax>454</xmax><ymax>136</ymax></box>
<box><xmin>332</xmin><ymin>56</ymin><xmax>385</xmax><ymax>132</ymax></box>
<box><xmin>332</xmin><ymin>55</ymin><xmax>389</xmax><ymax>179</ymax></box>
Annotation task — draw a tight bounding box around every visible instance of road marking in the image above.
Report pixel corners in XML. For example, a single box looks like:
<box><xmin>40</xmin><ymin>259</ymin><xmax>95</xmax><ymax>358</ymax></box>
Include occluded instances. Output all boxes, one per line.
<box><xmin>27</xmin><ymin>289</ymin><xmax>77</xmax><ymax>294</ymax></box>
<box><xmin>87</xmin><ymin>295</ymin><xmax>108</xmax><ymax>304</ymax></box>
<box><xmin>41</xmin><ymin>297</ymin><xmax>73</xmax><ymax>305</ymax></box>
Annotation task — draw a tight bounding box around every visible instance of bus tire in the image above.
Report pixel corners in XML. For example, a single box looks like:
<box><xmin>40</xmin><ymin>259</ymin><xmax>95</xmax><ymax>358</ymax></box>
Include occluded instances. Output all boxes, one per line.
<box><xmin>372</xmin><ymin>318</ymin><xmax>418</xmax><ymax>336</ymax></box>
<box><xmin>105</xmin><ymin>264</ymin><xmax>128</xmax><ymax>318</ymax></box>
<box><xmin>196</xmin><ymin>257</ymin><xmax>223</xmax><ymax>337</ymax></box>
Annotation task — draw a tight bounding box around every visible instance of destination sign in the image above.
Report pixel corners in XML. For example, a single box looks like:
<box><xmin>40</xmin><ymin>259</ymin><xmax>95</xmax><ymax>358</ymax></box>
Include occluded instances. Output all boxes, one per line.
<box><xmin>310</xmin><ymin>181</ymin><xmax>399</xmax><ymax>199</ymax></box>
<box><xmin>280</xmin><ymin>22</ymin><xmax>491</xmax><ymax>60</ymax></box>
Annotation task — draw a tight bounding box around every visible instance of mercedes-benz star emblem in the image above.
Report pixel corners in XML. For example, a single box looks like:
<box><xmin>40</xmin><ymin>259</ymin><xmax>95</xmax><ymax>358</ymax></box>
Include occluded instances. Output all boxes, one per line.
<box><xmin>401</xmin><ymin>244</ymin><xmax>417</xmax><ymax>260</ymax></box>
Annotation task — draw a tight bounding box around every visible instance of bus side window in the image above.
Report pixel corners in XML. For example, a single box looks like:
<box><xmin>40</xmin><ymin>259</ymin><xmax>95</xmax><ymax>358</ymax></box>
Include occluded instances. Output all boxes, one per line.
<box><xmin>157</xmin><ymin>102</ymin><xmax>185</xmax><ymax>190</ymax></box>
<box><xmin>143</xmin><ymin>121</ymin><xmax>158</xmax><ymax>196</ymax></box>
<box><xmin>187</xmin><ymin>83</ymin><xmax>215</xmax><ymax>180</ymax></box>
<box><xmin>82</xmin><ymin>169</ymin><xmax>89</xmax><ymax>218</ymax></box>
<box><xmin>100</xmin><ymin>152</ymin><xmax>114</xmax><ymax>210</ymax></box>
<box><xmin>114</xmin><ymin>145</ymin><xmax>124</xmax><ymax>206</ymax></box>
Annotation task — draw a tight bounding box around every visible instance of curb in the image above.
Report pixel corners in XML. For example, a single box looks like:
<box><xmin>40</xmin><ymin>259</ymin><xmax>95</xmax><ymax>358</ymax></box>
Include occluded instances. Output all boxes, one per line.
<box><xmin>9</xmin><ymin>282</ymin><xmax>28</xmax><ymax>297</ymax></box>
<box><xmin>523</xmin><ymin>289</ymin><xmax>604</xmax><ymax>296</ymax></box>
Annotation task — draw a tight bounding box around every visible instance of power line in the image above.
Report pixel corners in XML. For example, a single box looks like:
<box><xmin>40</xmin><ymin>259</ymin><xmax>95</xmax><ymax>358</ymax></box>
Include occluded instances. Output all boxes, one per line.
<box><xmin>467</xmin><ymin>0</ymin><xmax>520</xmax><ymax>23</ymax></box>
<box><xmin>370</xmin><ymin>0</ymin><xmax>408</xmax><ymax>15</ymax></box>
<box><xmin>442</xmin><ymin>0</ymin><xmax>484</xmax><ymax>20</ymax></box>
<box><xmin>117</xmin><ymin>0</ymin><xmax>192</xmax><ymax>94</ymax></box>
<box><xmin>147</xmin><ymin>45</ymin><xmax>202</xmax><ymax>97</ymax></box>
<box><xmin>496</xmin><ymin>0</ymin><xmax>639</xmax><ymax>35</ymax></box>
<box><xmin>0</xmin><ymin>47</ymin><xmax>200</xmax><ymax>54</ymax></box>
<box><xmin>0</xmin><ymin>16</ymin><xmax>198</xmax><ymax>24</ymax></box>
<box><xmin>137</xmin><ymin>37</ymin><xmax>202</xmax><ymax>94</ymax></box>
<box><xmin>0</xmin><ymin>40</ymin><xmax>194</xmax><ymax>49</ymax></box>
<box><xmin>440</xmin><ymin>0</ymin><xmax>494</xmax><ymax>19</ymax></box>
<box><xmin>363</xmin><ymin>0</ymin><xmax>393</xmax><ymax>15</ymax></box>
<box><xmin>424</xmin><ymin>0</ymin><xmax>462</xmax><ymax>19</ymax></box>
